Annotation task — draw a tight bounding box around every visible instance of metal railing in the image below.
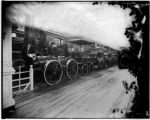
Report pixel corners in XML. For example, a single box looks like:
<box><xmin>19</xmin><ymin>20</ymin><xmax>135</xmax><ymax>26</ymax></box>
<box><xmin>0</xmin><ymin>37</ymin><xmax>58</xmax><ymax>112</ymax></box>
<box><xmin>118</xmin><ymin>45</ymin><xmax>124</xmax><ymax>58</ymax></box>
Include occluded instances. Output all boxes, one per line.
<box><xmin>12</xmin><ymin>65</ymin><xmax>34</xmax><ymax>95</ymax></box>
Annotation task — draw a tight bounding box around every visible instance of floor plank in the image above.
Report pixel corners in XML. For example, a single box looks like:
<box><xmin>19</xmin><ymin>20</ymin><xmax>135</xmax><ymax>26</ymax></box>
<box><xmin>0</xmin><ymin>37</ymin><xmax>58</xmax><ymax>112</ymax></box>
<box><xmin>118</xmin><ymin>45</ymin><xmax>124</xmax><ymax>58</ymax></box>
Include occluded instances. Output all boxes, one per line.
<box><xmin>10</xmin><ymin>66</ymin><xmax>135</xmax><ymax>118</ymax></box>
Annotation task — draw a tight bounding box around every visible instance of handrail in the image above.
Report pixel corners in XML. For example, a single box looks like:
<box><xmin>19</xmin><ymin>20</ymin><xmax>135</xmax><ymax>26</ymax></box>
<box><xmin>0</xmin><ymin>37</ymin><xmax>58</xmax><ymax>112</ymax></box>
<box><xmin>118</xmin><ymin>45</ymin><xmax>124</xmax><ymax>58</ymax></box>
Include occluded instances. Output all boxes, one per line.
<box><xmin>12</xmin><ymin>83</ymin><xmax>30</xmax><ymax>88</ymax></box>
<box><xmin>12</xmin><ymin>65</ymin><xmax>34</xmax><ymax>95</ymax></box>
<box><xmin>13</xmin><ymin>71</ymin><xmax>30</xmax><ymax>74</ymax></box>
<box><xmin>12</xmin><ymin>77</ymin><xmax>30</xmax><ymax>82</ymax></box>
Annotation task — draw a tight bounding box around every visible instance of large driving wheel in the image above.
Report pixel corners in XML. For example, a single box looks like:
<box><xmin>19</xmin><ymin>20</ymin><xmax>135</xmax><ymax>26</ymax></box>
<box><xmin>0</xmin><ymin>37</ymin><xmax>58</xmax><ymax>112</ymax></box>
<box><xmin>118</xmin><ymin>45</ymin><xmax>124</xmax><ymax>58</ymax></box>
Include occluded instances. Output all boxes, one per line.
<box><xmin>44</xmin><ymin>60</ymin><xmax>63</xmax><ymax>85</ymax></box>
<box><xmin>82</xmin><ymin>64</ymin><xmax>88</xmax><ymax>75</ymax></box>
<box><xmin>88</xmin><ymin>63</ymin><xmax>94</xmax><ymax>73</ymax></box>
<box><xmin>66</xmin><ymin>59</ymin><xmax>78</xmax><ymax>80</ymax></box>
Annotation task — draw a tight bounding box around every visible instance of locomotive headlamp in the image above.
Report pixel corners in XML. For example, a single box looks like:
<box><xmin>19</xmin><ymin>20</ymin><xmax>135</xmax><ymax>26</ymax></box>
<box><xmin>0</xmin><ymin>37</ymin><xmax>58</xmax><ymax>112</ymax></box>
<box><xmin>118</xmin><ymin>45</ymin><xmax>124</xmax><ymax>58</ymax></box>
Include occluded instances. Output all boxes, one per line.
<box><xmin>28</xmin><ymin>54</ymin><xmax>36</xmax><ymax>58</ymax></box>
<box><xmin>12</xmin><ymin>33</ymin><xmax>16</xmax><ymax>37</ymax></box>
<box><xmin>33</xmin><ymin>55</ymin><xmax>37</xmax><ymax>60</ymax></box>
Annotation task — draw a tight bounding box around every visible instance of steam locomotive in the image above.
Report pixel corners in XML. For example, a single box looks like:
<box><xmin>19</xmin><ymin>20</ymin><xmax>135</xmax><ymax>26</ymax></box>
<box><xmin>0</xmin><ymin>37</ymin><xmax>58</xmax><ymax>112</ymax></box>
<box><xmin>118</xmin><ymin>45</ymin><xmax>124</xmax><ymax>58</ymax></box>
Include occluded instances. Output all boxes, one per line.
<box><xmin>12</xmin><ymin>25</ymin><xmax>117</xmax><ymax>86</ymax></box>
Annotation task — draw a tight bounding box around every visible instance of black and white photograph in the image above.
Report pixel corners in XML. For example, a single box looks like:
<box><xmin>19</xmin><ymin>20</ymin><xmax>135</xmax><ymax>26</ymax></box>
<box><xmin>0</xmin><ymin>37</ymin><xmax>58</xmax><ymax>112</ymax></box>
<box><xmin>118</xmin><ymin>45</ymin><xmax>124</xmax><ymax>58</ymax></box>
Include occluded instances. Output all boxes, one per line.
<box><xmin>2</xmin><ymin>1</ymin><xmax>149</xmax><ymax>118</ymax></box>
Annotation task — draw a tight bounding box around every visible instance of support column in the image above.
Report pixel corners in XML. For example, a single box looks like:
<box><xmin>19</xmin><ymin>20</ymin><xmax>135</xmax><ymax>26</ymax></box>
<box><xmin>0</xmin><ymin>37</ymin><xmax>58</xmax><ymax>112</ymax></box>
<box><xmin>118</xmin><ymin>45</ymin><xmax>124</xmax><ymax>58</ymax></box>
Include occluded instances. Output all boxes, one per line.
<box><xmin>3</xmin><ymin>21</ymin><xmax>15</xmax><ymax>109</ymax></box>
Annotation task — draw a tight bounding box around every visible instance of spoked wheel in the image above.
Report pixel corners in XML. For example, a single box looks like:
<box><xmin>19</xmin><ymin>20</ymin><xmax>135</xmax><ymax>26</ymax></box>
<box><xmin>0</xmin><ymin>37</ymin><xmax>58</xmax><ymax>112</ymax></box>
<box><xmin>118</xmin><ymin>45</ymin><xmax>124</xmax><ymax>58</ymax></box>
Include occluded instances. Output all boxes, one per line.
<box><xmin>89</xmin><ymin>63</ymin><xmax>94</xmax><ymax>73</ymax></box>
<box><xmin>82</xmin><ymin>64</ymin><xmax>88</xmax><ymax>75</ymax></box>
<box><xmin>66</xmin><ymin>59</ymin><xmax>78</xmax><ymax>80</ymax></box>
<box><xmin>44</xmin><ymin>60</ymin><xmax>63</xmax><ymax>85</ymax></box>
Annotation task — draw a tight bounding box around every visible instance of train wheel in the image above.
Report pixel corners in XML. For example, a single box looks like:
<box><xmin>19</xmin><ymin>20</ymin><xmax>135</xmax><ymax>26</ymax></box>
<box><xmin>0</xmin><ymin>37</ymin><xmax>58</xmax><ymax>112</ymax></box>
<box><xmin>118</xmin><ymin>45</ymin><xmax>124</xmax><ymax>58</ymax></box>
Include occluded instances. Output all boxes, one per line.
<box><xmin>89</xmin><ymin>63</ymin><xmax>94</xmax><ymax>73</ymax></box>
<box><xmin>82</xmin><ymin>64</ymin><xmax>88</xmax><ymax>75</ymax></box>
<box><xmin>66</xmin><ymin>59</ymin><xmax>78</xmax><ymax>80</ymax></box>
<box><xmin>44</xmin><ymin>60</ymin><xmax>63</xmax><ymax>85</ymax></box>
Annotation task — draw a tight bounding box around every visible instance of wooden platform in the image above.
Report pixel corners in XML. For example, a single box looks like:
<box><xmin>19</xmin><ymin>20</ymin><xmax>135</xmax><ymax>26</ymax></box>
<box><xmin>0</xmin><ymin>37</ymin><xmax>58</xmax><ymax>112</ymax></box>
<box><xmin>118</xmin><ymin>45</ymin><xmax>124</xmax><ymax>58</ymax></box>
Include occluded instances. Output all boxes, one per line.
<box><xmin>9</xmin><ymin>66</ymin><xmax>134</xmax><ymax>118</ymax></box>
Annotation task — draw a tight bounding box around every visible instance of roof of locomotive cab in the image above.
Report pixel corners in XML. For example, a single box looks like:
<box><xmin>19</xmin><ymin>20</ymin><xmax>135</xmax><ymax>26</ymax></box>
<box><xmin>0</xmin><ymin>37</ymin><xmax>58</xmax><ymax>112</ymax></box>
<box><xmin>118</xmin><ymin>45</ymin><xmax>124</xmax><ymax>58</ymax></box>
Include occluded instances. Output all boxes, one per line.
<box><xmin>45</xmin><ymin>30</ymin><xmax>70</xmax><ymax>40</ymax></box>
<box><xmin>69</xmin><ymin>39</ymin><xmax>94</xmax><ymax>46</ymax></box>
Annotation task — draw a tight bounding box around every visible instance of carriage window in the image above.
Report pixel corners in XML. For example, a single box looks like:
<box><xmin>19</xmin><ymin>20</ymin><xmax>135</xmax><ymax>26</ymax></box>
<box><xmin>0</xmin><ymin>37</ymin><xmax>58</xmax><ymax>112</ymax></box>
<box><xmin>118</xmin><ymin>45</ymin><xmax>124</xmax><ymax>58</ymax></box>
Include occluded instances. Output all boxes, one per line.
<box><xmin>35</xmin><ymin>37</ymin><xmax>40</xmax><ymax>45</ymax></box>
<box><xmin>68</xmin><ymin>48</ymin><xmax>72</xmax><ymax>52</ymax></box>
<box><xmin>81</xmin><ymin>47</ymin><xmax>84</xmax><ymax>52</ymax></box>
<box><xmin>57</xmin><ymin>39</ymin><xmax>63</xmax><ymax>46</ymax></box>
<box><xmin>71</xmin><ymin>48</ymin><xmax>74</xmax><ymax>52</ymax></box>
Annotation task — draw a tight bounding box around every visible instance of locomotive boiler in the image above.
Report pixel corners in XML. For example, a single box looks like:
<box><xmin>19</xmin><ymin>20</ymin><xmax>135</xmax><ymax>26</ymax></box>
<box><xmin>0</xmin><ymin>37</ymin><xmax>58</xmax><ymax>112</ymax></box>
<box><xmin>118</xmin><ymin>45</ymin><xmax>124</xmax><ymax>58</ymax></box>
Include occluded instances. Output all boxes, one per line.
<box><xmin>12</xmin><ymin>26</ymin><xmax>78</xmax><ymax>85</ymax></box>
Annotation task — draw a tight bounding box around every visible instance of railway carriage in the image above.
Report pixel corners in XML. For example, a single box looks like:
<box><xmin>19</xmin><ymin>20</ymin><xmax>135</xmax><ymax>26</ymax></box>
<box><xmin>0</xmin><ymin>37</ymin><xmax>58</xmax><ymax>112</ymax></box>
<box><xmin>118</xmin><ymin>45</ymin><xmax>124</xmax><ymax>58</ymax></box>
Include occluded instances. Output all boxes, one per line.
<box><xmin>69</xmin><ymin>39</ymin><xmax>101</xmax><ymax>75</ymax></box>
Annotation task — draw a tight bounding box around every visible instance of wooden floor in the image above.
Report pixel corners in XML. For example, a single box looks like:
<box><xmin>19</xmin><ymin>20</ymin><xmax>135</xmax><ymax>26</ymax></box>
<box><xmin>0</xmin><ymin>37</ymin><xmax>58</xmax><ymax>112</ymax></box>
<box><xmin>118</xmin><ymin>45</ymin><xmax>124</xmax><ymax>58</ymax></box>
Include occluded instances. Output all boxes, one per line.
<box><xmin>9</xmin><ymin>66</ymin><xmax>134</xmax><ymax>118</ymax></box>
